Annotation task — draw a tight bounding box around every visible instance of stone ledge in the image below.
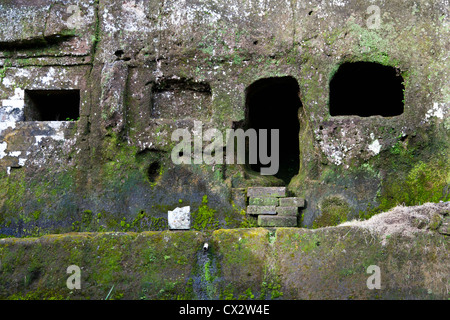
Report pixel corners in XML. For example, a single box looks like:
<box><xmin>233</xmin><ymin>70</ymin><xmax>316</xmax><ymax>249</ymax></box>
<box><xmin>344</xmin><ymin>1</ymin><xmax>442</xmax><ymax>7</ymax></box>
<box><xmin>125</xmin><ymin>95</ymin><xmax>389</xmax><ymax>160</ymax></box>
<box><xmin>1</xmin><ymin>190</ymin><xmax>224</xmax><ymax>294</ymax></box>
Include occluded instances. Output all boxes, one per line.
<box><xmin>247</xmin><ymin>205</ymin><xmax>277</xmax><ymax>215</ymax></box>
<box><xmin>0</xmin><ymin>207</ymin><xmax>448</xmax><ymax>300</ymax></box>
<box><xmin>279</xmin><ymin>197</ymin><xmax>305</xmax><ymax>208</ymax></box>
<box><xmin>248</xmin><ymin>197</ymin><xmax>279</xmax><ymax>206</ymax></box>
<box><xmin>247</xmin><ymin>187</ymin><xmax>286</xmax><ymax>198</ymax></box>
<box><xmin>276</xmin><ymin>206</ymin><xmax>298</xmax><ymax>216</ymax></box>
<box><xmin>257</xmin><ymin>215</ymin><xmax>297</xmax><ymax>227</ymax></box>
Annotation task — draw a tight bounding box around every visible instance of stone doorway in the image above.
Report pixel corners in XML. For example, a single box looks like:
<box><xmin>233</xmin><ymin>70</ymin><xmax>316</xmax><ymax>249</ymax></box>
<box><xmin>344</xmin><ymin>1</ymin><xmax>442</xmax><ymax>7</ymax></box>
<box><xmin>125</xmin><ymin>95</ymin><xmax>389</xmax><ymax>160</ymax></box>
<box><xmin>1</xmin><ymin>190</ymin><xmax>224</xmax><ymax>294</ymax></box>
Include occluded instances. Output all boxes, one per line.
<box><xmin>244</xmin><ymin>76</ymin><xmax>302</xmax><ymax>185</ymax></box>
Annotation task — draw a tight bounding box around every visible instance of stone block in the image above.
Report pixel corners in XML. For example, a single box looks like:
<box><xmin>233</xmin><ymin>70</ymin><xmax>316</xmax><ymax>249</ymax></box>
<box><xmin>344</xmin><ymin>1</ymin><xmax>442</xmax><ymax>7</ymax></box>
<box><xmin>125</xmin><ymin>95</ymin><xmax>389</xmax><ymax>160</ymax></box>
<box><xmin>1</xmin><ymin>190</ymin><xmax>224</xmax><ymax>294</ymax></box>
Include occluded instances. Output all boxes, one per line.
<box><xmin>247</xmin><ymin>205</ymin><xmax>277</xmax><ymax>215</ymax></box>
<box><xmin>247</xmin><ymin>187</ymin><xmax>286</xmax><ymax>198</ymax></box>
<box><xmin>276</xmin><ymin>206</ymin><xmax>298</xmax><ymax>216</ymax></box>
<box><xmin>258</xmin><ymin>215</ymin><xmax>298</xmax><ymax>227</ymax></box>
<box><xmin>168</xmin><ymin>206</ymin><xmax>190</xmax><ymax>230</ymax></box>
<box><xmin>248</xmin><ymin>197</ymin><xmax>279</xmax><ymax>206</ymax></box>
<box><xmin>279</xmin><ymin>197</ymin><xmax>305</xmax><ymax>208</ymax></box>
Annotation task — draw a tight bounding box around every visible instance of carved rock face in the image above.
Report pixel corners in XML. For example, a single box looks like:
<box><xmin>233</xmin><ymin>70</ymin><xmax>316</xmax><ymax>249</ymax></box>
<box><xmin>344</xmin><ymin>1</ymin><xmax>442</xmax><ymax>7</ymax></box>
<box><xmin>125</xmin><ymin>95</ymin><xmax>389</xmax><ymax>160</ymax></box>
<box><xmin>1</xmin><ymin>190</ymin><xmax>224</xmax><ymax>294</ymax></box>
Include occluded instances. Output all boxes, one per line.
<box><xmin>0</xmin><ymin>0</ymin><xmax>448</xmax><ymax>236</ymax></box>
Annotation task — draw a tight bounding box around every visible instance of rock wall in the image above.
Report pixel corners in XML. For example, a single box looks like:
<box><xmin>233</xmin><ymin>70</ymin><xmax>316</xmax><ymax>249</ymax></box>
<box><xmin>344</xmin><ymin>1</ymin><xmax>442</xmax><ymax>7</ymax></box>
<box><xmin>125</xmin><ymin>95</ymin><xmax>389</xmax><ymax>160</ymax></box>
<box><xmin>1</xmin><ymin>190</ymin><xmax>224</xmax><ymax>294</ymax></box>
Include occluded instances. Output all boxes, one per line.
<box><xmin>0</xmin><ymin>0</ymin><xmax>449</xmax><ymax>236</ymax></box>
<box><xmin>0</xmin><ymin>202</ymin><xmax>448</xmax><ymax>300</ymax></box>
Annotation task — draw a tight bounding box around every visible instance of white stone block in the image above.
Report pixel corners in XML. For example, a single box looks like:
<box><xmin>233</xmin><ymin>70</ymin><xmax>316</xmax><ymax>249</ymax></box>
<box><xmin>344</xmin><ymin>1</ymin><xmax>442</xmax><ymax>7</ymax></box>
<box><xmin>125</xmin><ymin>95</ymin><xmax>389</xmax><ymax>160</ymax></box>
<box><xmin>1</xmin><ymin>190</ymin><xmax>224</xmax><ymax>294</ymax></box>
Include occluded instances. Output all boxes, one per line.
<box><xmin>168</xmin><ymin>206</ymin><xmax>191</xmax><ymax>230</ymax></box>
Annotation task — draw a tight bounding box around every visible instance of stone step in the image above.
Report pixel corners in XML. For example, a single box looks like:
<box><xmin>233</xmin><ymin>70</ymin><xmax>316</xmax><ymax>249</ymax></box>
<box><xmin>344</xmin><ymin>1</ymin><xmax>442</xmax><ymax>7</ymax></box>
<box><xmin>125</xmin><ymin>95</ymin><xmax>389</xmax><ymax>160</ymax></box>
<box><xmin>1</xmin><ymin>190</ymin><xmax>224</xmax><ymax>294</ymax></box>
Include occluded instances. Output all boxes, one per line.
<box><xmin>276</xmin><ymin>206</ymin><xmax>298</xmax><ymax>216</ymax></box>
<box><xmin>278</xmin><ymin>197</ymin><xmax>305</xmax><ymax>208</ymax></box>
<box><xmin>247</xmin><ymin>187</ymin><xmax>286</xmax><ymax>198</ymax></box>
<box><xmin>248</xmin><ymin>197</ymin><xmax>279</xmax><ymax>206</ymax></box>
<box><xmin>258</xmin><ymin>215</ymin><xmax>298</xmax><ymax>227</ymax></box>
<box><xmin>247</xmin><ymin>205</ymin><xmax>277</xmax><ymax>215</ymax></box>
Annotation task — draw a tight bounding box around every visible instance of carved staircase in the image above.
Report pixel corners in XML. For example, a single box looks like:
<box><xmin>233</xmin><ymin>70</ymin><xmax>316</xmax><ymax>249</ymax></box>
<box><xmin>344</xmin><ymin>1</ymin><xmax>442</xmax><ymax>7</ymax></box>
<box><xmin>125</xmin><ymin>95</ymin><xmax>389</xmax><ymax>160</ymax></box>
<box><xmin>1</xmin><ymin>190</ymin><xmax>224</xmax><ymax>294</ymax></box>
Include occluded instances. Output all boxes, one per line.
<box><xmin>246</xmin><ymin>187</ymin><xmax>305</xmax><ymax>227</ymax></box>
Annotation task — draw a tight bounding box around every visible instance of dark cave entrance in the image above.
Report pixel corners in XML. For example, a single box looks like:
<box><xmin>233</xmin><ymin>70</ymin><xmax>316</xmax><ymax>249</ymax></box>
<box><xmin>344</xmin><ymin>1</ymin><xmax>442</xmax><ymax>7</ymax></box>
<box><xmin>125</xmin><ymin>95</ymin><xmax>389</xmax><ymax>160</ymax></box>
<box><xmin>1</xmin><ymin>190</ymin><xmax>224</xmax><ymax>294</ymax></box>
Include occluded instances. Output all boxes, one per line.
<box><xmin>245</xmin><ymin>76</ymin><xmax>302</xmax><ymax>185</ymax></box>
<box><xmin>329</xmin><ymin>62</ymin><xmax>405</xmax><ymax>117</ymax></box>
<box><xmin>24</xmin><ymin>89</ymin><xmax>80</xmax><ymax>121</ymax></box>
<box><xmin>147</xmin><ymin>160</ymin><xmax>162</xmax><ymax>183</ymax></box>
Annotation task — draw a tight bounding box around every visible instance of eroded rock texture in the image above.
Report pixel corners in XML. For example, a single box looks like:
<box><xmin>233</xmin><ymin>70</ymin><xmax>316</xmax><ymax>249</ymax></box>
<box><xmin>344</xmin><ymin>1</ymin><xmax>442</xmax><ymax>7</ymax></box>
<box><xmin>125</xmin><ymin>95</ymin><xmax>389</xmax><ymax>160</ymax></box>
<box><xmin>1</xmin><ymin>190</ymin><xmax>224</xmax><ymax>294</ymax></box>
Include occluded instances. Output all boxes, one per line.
<box><xmin>0</xmin><ymin>0</ymin><xmax>449</xmax><ymax>236</ymax></box>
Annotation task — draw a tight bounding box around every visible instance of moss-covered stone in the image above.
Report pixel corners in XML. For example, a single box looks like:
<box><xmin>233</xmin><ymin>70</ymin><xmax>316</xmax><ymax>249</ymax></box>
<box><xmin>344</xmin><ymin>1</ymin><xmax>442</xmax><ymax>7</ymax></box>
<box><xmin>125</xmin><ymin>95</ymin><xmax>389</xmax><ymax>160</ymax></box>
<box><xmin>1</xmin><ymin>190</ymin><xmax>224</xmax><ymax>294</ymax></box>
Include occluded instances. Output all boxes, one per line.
<box><xmin>313</xmin><ymin>196</ymin><xmax>350</xmax><ymax>228</ymax></box>
<box><xmin>1</xmin><ymin>207</ymin><xmax>448</xmax><ymax>300</ymax></box>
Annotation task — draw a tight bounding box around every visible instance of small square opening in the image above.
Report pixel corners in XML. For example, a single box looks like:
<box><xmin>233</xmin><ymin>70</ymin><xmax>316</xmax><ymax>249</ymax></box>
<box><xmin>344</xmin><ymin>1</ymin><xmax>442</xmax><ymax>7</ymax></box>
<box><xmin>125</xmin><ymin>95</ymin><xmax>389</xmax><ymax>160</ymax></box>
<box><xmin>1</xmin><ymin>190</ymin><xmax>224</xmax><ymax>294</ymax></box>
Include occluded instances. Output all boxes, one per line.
<box><xmin>24</xmin><ymin>89</ymin><xmax>80</xmax><ymax>121</ymax></box>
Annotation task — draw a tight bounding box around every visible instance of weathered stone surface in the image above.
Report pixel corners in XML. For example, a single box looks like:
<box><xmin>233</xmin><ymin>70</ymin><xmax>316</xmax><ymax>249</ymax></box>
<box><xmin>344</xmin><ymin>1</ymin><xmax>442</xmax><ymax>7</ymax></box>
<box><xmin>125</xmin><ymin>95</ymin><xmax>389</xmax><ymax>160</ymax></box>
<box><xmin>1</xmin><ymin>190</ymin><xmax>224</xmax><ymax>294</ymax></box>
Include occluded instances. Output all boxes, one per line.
<box><xmin>248</xmin><ymin>197</ymin><xmax>279</xmax><ymax>206</ymax></box>
<box><xmin>0</xmin><ymin>0</ymin><xmax>97</xmax><ymax>56</ymax></box>
<box><xmin>257</xmin><ymin>215</ymin><xmax>297</xmax><ymax>227</ymax></box>
<box><xmin>168</xmin><ymin>206</ymin><xmax>190</xmax><ymax>230</ymax></box>
<box><xmin>0</xmin><ymin>204</ymin><xmax>449</xmax><ymax>300</ymax></box>
<box><xmin>276</xmin><ymin>206</ymin><xmax>298</xmax><ymax>216</ymax></box>
<box><xmin>0</xmin><ymin>0</ymin><xmax>449</xmax><ymax>237</ymax></box>
<box><xmin>151</xmin><ymin>79</ymin><xmax>213</xmax><ymax>120</ymax></box>
<box><xmin>247</xmin><ymin>187</ymin><xmax>286</xmax><ymax>198</ymax></box>
<box><xmin>279</xmin><ymin>197</ymin><xmax>305</xmax><ymax>208</ymax></box>
<box><xmin>438</xmin><ymin>216</ymin><xmax>450</xmax><ymax>235</ymax></box>
<box><xmin>247</xmin><ymin>205</ymin><xmax>277</xmax><ymax>215</ymax></box>
<box><xmin>97</xmin><ymin>61</ymin><xmax>129</xmax><ymax>133</ymax></box>
<box><xmin>231</xmin><ymin>188</ymin><xmax>247</xmax><ymax>211</ymax></box>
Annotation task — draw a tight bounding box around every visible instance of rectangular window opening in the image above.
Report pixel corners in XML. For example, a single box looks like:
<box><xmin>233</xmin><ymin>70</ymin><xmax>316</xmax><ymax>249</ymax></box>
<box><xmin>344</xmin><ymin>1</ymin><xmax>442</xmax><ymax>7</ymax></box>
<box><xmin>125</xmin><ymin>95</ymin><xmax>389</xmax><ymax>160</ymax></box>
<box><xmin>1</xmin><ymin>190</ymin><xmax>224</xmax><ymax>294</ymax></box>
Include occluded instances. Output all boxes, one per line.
<box><xmin>24</xmin><ymin>89</ymin><xmax>80</xmax><ymax>121</ymax></box>
<box><xmin>329</xmin><ymin>62</ymin><xmax>404</xmax><ymax>117</ymax></box>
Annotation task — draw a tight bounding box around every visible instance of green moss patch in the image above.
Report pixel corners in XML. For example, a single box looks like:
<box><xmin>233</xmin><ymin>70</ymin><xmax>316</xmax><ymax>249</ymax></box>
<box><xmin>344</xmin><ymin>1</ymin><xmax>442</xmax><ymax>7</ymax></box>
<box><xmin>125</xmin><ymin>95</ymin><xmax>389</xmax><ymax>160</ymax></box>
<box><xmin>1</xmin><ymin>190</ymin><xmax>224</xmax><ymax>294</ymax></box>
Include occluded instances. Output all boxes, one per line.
<box><xmin>313</xmin><ymin>196</ymin><xmax>350</xmax><ymax>228</ymax></box>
